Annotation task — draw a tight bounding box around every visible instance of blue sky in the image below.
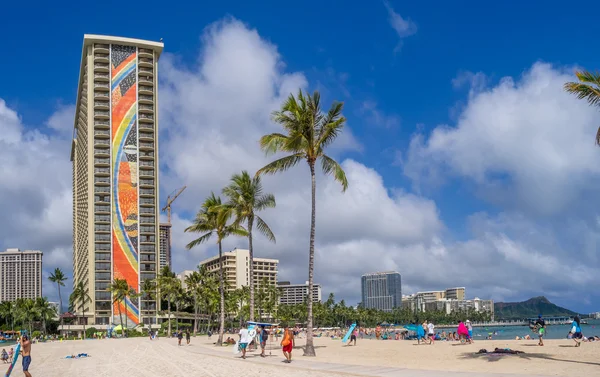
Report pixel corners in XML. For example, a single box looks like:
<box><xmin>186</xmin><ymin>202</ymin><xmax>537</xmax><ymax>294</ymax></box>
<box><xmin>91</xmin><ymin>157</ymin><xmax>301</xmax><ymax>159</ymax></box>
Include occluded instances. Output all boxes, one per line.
<box><xmin>1</xmin><ymin>1</ymin><xmax>600</xmax><ymax>313</ymax></box>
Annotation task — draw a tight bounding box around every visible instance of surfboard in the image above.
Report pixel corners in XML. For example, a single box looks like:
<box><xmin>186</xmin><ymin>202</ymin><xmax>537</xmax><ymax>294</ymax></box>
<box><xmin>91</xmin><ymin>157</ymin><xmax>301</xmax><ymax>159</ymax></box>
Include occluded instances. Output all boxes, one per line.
<box><xmin>342</xmin><ymin>323</ymin><xmax>357</xmax><ymax>343</ymax></box>
<box><xmin>5</xmin><ymin>343</ymin><xmax>20</xmax><ymax>377</ymax></box>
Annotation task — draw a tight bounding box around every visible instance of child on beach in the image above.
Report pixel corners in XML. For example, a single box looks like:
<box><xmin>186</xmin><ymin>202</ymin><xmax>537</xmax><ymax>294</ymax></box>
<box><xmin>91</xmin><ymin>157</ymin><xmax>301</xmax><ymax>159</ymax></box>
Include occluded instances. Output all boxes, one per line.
<box><xmin>570</xmin><ymin>316</ymin><xmax>583</xmax><ymax>347</ymax></box>
<box><xmin>1</xmin><ymin>348</ymin><xmax>8</xmax><ymax>363</ymax></box>
<box><xmin>534</xmin><ymin>315</ymin><xmax>546</xmax><ymax>346</ymax></box>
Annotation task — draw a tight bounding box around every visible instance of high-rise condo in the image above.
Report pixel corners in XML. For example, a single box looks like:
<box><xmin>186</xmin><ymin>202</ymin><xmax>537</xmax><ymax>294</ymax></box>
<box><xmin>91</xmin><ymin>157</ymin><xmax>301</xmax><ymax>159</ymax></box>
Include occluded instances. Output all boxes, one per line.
<box><xmin>71</xmin><ymin>35</ymin><xmax>163</xmax><ymax>328</ymax></box>
<box><xmin>361</xmin><ymin>271</ymin><xmax>402</xmax><ymax>312</ymax></box>
<box><xmin>0</xmin><ymin>248</ymin><xmax>43</xmax><ymax>302</ymax></box>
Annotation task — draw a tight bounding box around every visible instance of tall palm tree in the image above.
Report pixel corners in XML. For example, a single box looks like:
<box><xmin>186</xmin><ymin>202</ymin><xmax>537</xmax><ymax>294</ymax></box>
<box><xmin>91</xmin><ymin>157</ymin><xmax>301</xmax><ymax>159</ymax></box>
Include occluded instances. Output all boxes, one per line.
<box><xmin>157</xmin><ymin>268</ymin><xmax>178</xmax><ymax>337</ymax></box>
<box><xmin>185</xmin><ymin>193</ymin><xmax>247</xmax><ymax>346</ymax></box>
<box><xmin>257</xmin><ymin>90</ymin><xmax>349</xmax><ymax>356</ymax></box>
<box><xmin>48</xmin><ymin>268</ymin><xmax>67</xmax><ymax>330</ymax></box>
<box><xmin>564</xmin><ymin>70</ymin><xmax>600</xmax><ymax>144</ymax></box>
<box><xmin>34</xmin><ymin>297</ymin><xmax>56</xmax><ymax>334</ymax></box>
<box><xmin>185</xmin><ymin>271</ymin><xmax>202</xmax><ymax>334</ymax></box>
<box><xmin>223</xmin><ymin>171</ymin><xmax>276</xmax><ymax>322</ymax></box>
<box><xmin>69</xmin><ymin>282</ymin><xmax>91</xmax><ymax>339</ymax></box>
<box><xmin>108</xmin><ymin>278</ymin><xmax>129</xmax><ymax>337</ymax></box>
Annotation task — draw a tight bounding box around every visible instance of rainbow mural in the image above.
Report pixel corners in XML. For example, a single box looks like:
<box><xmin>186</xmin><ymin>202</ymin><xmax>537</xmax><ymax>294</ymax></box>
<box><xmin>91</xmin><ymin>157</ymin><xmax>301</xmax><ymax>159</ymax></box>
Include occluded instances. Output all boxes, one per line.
<box><xmin>111</xmin><ymin>44</ymin><xmax>140</xmax><ymax>325</ymax></box>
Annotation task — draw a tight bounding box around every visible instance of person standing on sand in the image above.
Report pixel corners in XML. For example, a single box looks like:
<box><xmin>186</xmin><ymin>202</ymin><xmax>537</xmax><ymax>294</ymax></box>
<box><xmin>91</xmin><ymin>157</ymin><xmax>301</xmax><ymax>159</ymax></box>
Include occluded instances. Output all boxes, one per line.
<box><xmin>238</xmin><ymin>324</ymin><xmax>251</xmax><ymax>359</ymax></box>
<box><xmin>281</xmin><ymin>324</ymin><xmax>294</xmax><ymax>363</ymax></box>
<box><xmin>534</xmin><ymin>315</ymin><xmax>546</xmax><ymax>346</ymax></box>
<box><xmin>177</xmin><ymin>330</ymin><xmax>183</xmax><ymax>346</ymax></box>
<box><xmin>21</xmin><ymin>335</ymin><xmax>32</xmax><ymax>377</ymax></box>
<box><xmin>260</xmin><ymin>326</ymin><xmax>269</xmax><ymax>357</ymax></box>
<box><xmin>185</xmin><ymin>329</ymin><xmax>191</xmax><ymax>345</ymax></box>
<box><xmin>350</xmin><ymin>326</ymin><xmax>358</xmax><ymax>346</ymax></box>
<box><xmin>427</xmin><ymin>321</ymin><xmax>435</xmax><ymax>345</ymax></box>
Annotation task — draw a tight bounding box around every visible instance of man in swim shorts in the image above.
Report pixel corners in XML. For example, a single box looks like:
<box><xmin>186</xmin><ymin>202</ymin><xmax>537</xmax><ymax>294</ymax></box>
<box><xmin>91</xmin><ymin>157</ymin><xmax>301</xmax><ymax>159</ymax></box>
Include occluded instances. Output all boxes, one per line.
<box><xmin>535</xmin><ymin>315</ymin><xmax>546</xmax><ymax>346</ymax></box>
<box><xmin>238</xmin><ymin>324</ymin><xmax>251</xmax><ymax>359</ymax></box>
<box><xmin>21</xmin><ymin>334</ymin><xmax>32</xmax><ymax>377</ymax></box>
<box><xmin>281</xmin><ymin>324</ymin><xmax>294</xmax><ymax>363</ymax></box>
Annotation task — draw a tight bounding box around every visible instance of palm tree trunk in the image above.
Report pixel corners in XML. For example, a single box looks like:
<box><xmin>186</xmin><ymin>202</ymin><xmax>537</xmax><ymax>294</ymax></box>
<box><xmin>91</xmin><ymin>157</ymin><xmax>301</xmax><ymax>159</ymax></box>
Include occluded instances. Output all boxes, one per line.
<box><xmin>82</xmin><ymin>305</ymin><xmax>87</xmax><ymax>339</ymax></box>
<box><xmin>217</xmin><ymin>241</ymin><xmax>225</xmax><ymax>346</ymax></box>
<box><xmin>248</xmin><ymin>216</ymin><xmax>255</xmax><ymax>322</ymax></box>
<box><xmin>58</xmin><ymin>284</ymin><xmax>63</xmax><ymax>332</ymax></box>
<box><xmin>304</xmin><ymin>162</ymin><xmax>317</xmax><ymax>356</ymax></box>
<box><xmin>194</xmin><ymin>295</ymin><xmax>199</xmax><ymax>334</ymax></box>
<box><xmin>125</xmin><ymin>299</ymin><xmax>128</xmax><ymax>334</ymax></box>
<box><xmin>175</xmin><ymin>303</ymin><xmax>180</xmax><ymax>333</ymax></box>
<box><xmin>167</xmin><ymin>300</ymin><xmax>172</xmax><ymax>337</ymax></box>
<box><xmin>119</xmin><ymin>302</ymin><xmax>125</xmax><ymax>337</ymax></box>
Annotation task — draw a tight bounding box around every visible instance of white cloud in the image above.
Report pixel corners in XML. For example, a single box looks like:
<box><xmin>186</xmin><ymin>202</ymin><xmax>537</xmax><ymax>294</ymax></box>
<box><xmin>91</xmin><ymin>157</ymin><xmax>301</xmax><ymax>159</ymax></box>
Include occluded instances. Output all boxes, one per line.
<box><xmin>383</xmin><ymin>1</ymin><xmax>417</xmax><ymax>53</ymax></box>
<box><xmin>404</xmin><ymin>62</ymin><xmax>600</xmax><ymax>216</ymax></box>
<box><xmin>360</xmin><ymin>101</ymin><xmax>400</xmax><ymax>129</ymax></box>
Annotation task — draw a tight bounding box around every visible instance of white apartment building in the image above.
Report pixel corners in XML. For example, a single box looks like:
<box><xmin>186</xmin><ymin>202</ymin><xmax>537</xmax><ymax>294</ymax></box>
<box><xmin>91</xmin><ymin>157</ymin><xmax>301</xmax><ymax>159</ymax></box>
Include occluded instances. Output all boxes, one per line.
<box><xmin>278</xmin><ymin>281</ymin><xmax>322</xmax><ymax>305</ymax></box>
<box><xmin>0</xmin><ymin>248</ymin><xmax>43</xmax><ymax>301</ymax></box>
<box><xmin>198</xmin><ymin>248</ymin><xmax>278</xmax><ymax>291</ymax></box>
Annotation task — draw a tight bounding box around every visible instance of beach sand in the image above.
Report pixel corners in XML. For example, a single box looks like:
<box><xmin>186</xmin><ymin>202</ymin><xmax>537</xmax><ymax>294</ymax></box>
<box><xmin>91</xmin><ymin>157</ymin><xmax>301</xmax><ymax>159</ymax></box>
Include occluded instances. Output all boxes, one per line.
<box><xmin>11</xmin><ymin>334</ymin><xmax>599</xmax><ymax>377</ymax></box>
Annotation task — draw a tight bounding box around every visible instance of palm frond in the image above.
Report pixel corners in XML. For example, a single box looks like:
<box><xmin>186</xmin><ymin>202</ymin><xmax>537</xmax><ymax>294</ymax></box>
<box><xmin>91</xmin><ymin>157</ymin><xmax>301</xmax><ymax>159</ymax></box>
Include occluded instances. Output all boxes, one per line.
<box><xmin>255</xmin><ymin>193</ymin><xmax>276</xmax><ymax>210</ymax></box>
<box><xmin>321</xmin><ymin>154</ymin><xmax>349</xmax><ymax>192</ymax></box>
<box><xmin>564</xmin><ymin>82</ymin><xmax>600</xmax><ymax>106</ymax></box>
<box><xmin>185</xmin><ymin>232</ymin><xmax>214</xmax><ymax>250</ymax></box>
<box><xmin>256</xmin><ymin>153</ymin><xmax>304</xmax><ymax>176</ymax></box>
<box><xmin>575</xmin><ymin>70</ymin><xmax>600</xmax><ymax>85</ymax></box>
<box><xmin>255</xmin><ymin>215</ymin><xmax>276</xmax><ymax>243</ymax></box>
<box><xmin>259</xmin><ymin>133</ymin><xmax>289</xmax><ymax>155</ymax></box>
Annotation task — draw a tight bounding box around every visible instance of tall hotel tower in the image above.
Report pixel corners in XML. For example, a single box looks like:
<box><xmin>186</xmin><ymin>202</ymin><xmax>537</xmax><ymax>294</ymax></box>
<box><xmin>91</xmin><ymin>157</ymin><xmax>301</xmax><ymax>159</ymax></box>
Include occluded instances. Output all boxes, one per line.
<box><xmin>71</xmin><ymin>35</ymin><xmax>163</xmax><ymax>327</ymax></box>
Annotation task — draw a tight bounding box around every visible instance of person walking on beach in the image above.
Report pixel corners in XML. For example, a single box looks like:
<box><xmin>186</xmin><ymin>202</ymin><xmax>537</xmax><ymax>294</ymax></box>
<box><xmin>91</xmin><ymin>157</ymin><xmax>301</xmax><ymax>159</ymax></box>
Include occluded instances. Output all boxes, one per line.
<box><xmin>534</xmin><ymin>315</ymin><xmax>546</xmax><ymax>346</ymax></box>
<box><xmin>570</xmin><ymin>316</ymin><xmax>583</xmax><ymax>347</ymax></box>
<box><xmin>21</xmin><ymin>335</ymin><xmax>32</xmax><ymax>377</ymax></box>
<box><xmin>259</xmin><ymin>326</ymin><xmax>269</xmax><ymax>357</ymax></box>
<box><xmin>281</xmin><ymin>324</ymin><xmax>294</xmax><ymax>363</ymax></box>
<box><xmin>238</xmin><ymin>324</ymin><xmax>251</xmax><ymax>359</ymax></box>
<box><xmin>465</xmin><ymin>320</ymin><xmax>473</xmax><ymax>343</ymax></box>
<box><xmin>427</xmin><ymin>321</ymin><xmax>435</xmax><ymax>345</ymax></box>
<box><xmin>177</xmin><ymin>330</ymin><xmax>183</xmax><ymax>346</ymax></box>
<box><xmin>185</xmin><ymin>329</ymin><xmax>191</xmax><ymax>345</ymax></box>
<box><xmin>350</xmin><ymin>326</ymin><xmax>358</xmax><ymax>346</ymax></box>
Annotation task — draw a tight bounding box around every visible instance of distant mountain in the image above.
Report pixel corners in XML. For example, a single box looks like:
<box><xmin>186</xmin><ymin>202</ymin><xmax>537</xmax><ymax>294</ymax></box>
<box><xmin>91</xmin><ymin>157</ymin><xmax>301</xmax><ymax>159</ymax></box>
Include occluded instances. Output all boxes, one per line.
<box><xmin>494</xmin><ymin>296</ymin><xmax>579</xmax><ymax>320</ymax></box>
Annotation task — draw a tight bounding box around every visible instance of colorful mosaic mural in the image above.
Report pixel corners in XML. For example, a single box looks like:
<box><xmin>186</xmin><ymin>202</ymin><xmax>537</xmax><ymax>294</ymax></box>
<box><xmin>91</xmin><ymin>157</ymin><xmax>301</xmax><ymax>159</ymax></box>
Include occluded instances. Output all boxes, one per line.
<box><xmin>111</xmin><ymin>44</ymin><xmax>140</xmax><ymax>325</ymax></box>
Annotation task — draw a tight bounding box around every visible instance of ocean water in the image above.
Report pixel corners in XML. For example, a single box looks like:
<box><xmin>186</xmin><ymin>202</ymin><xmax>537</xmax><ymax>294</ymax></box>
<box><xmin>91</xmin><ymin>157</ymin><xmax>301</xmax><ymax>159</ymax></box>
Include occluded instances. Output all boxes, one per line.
<box><xmin>468</xmin><ymin>320</ymin><xmax>599</xmax><ymax>340</ymax></box>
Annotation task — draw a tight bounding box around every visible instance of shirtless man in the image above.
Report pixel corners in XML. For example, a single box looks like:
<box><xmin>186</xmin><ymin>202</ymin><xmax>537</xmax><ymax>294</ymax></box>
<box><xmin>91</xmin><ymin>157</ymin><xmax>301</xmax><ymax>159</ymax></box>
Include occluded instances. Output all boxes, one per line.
<box><xmin>21</xmin><ymin>335</ymin><xmax>32</xmax><ymax>377</ymax></box>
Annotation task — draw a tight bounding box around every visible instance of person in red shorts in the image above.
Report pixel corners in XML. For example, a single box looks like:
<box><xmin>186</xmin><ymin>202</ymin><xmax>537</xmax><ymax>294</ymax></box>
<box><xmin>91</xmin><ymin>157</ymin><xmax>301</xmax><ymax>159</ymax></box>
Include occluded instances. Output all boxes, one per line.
<box><xmin>281</xmin><ymin>324</ymin><xmax>294</xmax><ymax>363</ymax></box>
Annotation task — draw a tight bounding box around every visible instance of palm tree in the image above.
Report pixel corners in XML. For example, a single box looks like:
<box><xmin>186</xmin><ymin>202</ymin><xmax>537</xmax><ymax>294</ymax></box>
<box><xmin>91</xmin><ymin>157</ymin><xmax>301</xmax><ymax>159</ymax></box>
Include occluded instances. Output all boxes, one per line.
<box><xmin>185</xmin><ymin>271</ymin><xmax>202</xmax><ymax>334</ymax></box>
<box><xmin>0</xmin><ymin>301</ymin><xmax>15</xmax><ymax>331</ymax></box>
<box><xmin>108</xmin><ymin>278</ymin><xmax>129</xmax><ymax>337</ymax></box>
<box><xmin>185</xmin><ymin>193</ymin><xmax>247</xmax><ymax>346</ymax></box>
<box><xmin>157</xmin><ymin>267</ymin><xmax>178</xmax><ymax>337</ymax></box>
<box><xmin>34</xmin><ymin>297</ymin><xmax>56</xmax><ymax>334</ymax></box>
<box><xmin>70</xmin><ymin>281</ymin><xmax>92</xmax><ymax>339</ymax></box>
<box><xmin>257</xmin><ymin>90</ymin><xmax>349</xmax><ymax>356</ymax></box>
<box><xmin>223</xmin><ymin>171</ymin><xmax>276</xmax><ymax>322</ymax></box>
<box><xmin>48</xmin><ymin>268</ymin><xmax>67</xmax><ymax>330</ymax></box>
<box><xmin>564</xmin><ymin>70</ymin><xmax>600</xmax><ymax>144</ymax></box>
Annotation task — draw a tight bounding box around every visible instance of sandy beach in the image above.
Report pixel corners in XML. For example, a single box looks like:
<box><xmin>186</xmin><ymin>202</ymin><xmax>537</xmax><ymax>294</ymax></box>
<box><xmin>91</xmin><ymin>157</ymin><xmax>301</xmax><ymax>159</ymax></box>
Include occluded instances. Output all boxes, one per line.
<box><xmin>10</xmin><ymin>334</ymin><xmax>599</xmax><ymax>377</ymax></box>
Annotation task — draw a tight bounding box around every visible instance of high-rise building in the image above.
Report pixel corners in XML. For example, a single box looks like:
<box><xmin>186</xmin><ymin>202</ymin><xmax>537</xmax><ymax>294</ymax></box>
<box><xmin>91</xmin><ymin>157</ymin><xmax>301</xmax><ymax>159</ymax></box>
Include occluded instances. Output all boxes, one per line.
<box><xmin>71</xmin><ymin>35</ymin><xmax>163</xmax><ymax>327</ymax></box>
<box><xmin>445</xmin><ymin>287</ymin><xmax>465</xmax><ymax>300</ymax></box>
<box><xmin>0</xmin><ymin>248</ymin><xmax>43</xmax><ymax>302</ymax></box>
<box><xmin>159</xmin><ymin>223</ymin><xmax>172</xmax><ymax>270</ymax></box>
<box><xmin>360</xmin><ymin>271</ymin><xmax>402</xmax><ymax>312</ymax></box>
<box><xmin>198</xmin><ymin>248</ymin><xmax>278</xmax><ymax>291</ymax></box>
<box><xmin>277</xmin><ymin>281</ymin><xmax>322</xmax><ymax>305</ymax></box>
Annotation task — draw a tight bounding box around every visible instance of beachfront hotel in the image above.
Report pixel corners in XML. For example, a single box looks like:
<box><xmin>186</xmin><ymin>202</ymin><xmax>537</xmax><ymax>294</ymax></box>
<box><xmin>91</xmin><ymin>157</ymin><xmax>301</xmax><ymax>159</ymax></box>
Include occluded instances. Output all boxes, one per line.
<box><xmin>277</xmin><ymin>281</ymin><xmax>322</xmax><ymax>305</ymax></box>
<box><xmin>70</xmin><ymin>35</ymin><xmax>163</xmax><ymax>328</ymax></box>
<box><xmin>361</xmin><ymin>271</ymin><xmax>402</xmax><ymax>312</ymax></box>
<box><xmin>0</xmin><ymin>248</ymin><xmax>43</xmax><ymax>302</ymax></box>
<box><xmin>159</xmin><ymin>223</ymin><xmax>172</xmax><ymax>269</ymax></box>
<box><xmin>195</xmin><ymin>248</ymin><xmax>278</xmax><ymax>292</ymax></box>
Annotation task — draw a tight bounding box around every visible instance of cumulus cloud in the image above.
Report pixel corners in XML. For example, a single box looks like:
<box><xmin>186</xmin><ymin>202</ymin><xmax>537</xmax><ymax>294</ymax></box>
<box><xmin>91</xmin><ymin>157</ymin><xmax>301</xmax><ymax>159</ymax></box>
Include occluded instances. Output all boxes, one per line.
<box><xmin>404</xmin><ymin>63</ymin><xmax>600</xmax><ymax>216</ymax></box>
<box><xmin>0</xmin><ymin>99</ymin><xmax>73</xmax><ymax>303</ymax></box>
<box><xmin>383</xmin><ymin>1</ymin><xmax>417</xmax><ymax>53</ymax></box>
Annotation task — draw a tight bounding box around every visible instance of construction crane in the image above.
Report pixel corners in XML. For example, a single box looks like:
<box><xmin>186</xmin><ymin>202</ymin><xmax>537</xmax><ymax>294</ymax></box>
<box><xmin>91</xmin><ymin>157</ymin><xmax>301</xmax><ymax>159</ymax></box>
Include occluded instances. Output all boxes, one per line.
<box><xmin>161</xmin><ymin>186</ymin><xmax>187</xmax><ymax>224</ymax></box>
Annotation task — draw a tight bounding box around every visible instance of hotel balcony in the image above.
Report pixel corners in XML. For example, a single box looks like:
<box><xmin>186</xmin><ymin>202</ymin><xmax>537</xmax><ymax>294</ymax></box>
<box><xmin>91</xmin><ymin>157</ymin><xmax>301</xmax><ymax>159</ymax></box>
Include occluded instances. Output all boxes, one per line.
<box><xmin>139</xmin><ymin>169</ymin><xmax>154</xmax><ymax>177</ymax></box>
<box><xmin>139</xmin><ymin>113</ymin><xmax>154</xmax><ymax>123</ymax></box>
<box><xmin>94</xmin><ymin>63</ymin><xmax>109</xmax><ymax>73</ymax></box>
<box><xmin>95</xmin><ymin>204</ymin><xmax>110</xmax><ymax>214</ymax></box>
<box><xmin>139</xmin><ymin>67</ymin><xmax>153</xmax><ymax>76</ymax></box>
<box><xmin>94</xmin><ymin>72</ymin><xmax>110</xmax><ymax>82</ymax></box>
<box><xmin>94</xmin><ymin>215</ymin><xmax>110</xmax><ymax>224</ymax></box>
<box><xmin>139</xmin><ymin>151</ymin><xmax>154</xmax><ymax>160</ymax></box>
<box><xmin>139</xmin><ymin>141</ymin><xmax>154</xmax><ymax>150</ymax></box>
<box><xmin>138</xmin><ymin>94</ymin><xmax>153</xmax><ymax>104</ymax></box>
<box><xmin>94</xmin><ymin>82</ymin><xmax>110</xmax><ymax>91</ymax></box>
<box><xmin>94</xmin><ymin>157</ymin><xmax>109</xmax><ymax>166</ymax></box>
<box><xmin>95</xmin><ymin>186</ymin><xmax>110</xmax><ymax>194</ymax></box>
<box><xmin>138</xmin><ymin>76</ymin><xmax>153</xmax><ymax>87</ymax></box>
<box><xmin>94</xmin><ymin>91</ymin><xmax>109</xmax><ymax>100</ymax></box>
<box><xmin>94</xmin><ymin>100</ymin><xmax>109</xmax><ymax>110</ymax></box>
<box><xmin>138</xmin><ymin>48</ymin><xmax>153</xmax><ymax>59</ymax></box>
<box><xmin>94</xmin><ymin>167</ymin><xmax>110</xmax><ymax>176</ymax></box>
<box><xmin>139</xmin><ymin>131</ymin><xmax>153</xmax><ymax>142</ymax></box>
<box><xmin>140</xmin><ymin>197</ymin><xmax>155</xmax><ymax>206</ymax></box>
<box><xmin>94</xmin><ymin>130</ymin><xmax>110</xmax><ymax>138</ymax></box>
<box><xmin>94</xmin><ymin>139</ymin><xmax>110</xmax><ymax>147</ymax></box>
<box><xmin>139</xmin><ymin>123</ymin><xmax>153</xmax><ymax>131</ymax></box>
<box><xmin>139</xmin><ymin>85</ymin><xmax>153</xmax><ymax>95</ymax></box>
<box><xmin>94</xmin><ymin>53</ymin><xmax>109</xmax><ymax>64</ymax></box>
<box><xmin>139</xmin><ymin>104</ymin><xmax>154</xmax><ymax>113</ymax></box>
<box><xmin>139</xmin><ymin>188</ymin><xmax>155</xmax><ymax>196</ymax></box>
<box><xmin>94</xmin><ymin>44</ymin><xmax>109</xmax><ymax>54</ymax></box>
<box><xmin>94</xmin><ymin>119</ymin><xmax>110</xmax><ymax>129</ymax></box>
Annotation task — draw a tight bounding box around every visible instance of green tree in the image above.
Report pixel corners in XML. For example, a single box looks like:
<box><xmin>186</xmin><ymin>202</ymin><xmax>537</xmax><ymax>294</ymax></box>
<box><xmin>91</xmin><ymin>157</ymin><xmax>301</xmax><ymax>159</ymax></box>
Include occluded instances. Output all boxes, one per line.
<box><xmin>185</xmin><ymin>193</ymin><xmax>247</xmax><ymax>346</ymax></box>
<box><xmin>48</xmin><ymin>268</ymin><xmax>67</xmax><ymax>329</ymax></box>
<box><xmin>223</xmin><ymin>170</ymin><xmax>276</xmax><ymax>322</ymax></box>
<box><xmin>564</xmin><ymin>71</ymin><xmax>600</xmax><ymax>144</ymax></box>
<box><xmin>69</xmin><ymin>282</ymin><xmax>91</xmax><ymax>339</ymax></box>
<box><xmin>257</xmin><ymin>90</ymin><xmax>349</xmax><ymax>356</ymax></box>
<box><xmin>34</xmin><ymin>297</ymin><xmax>56</xmax><ymax>334</ymax></box>
<box><xmin>108</xmin><ymin>278</ymin><xmax>130</xmax><ymax>336</ymax></box>
<box><xmin>157</xmin><ymin>266</ymin><xmax>178</xmax><ymax>337</ymax></box>
<box><xmin>185</xmin><ymin>271</ymin><xmax>202</xmax><ymax>334</ymax></box>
